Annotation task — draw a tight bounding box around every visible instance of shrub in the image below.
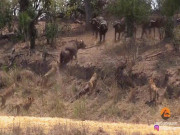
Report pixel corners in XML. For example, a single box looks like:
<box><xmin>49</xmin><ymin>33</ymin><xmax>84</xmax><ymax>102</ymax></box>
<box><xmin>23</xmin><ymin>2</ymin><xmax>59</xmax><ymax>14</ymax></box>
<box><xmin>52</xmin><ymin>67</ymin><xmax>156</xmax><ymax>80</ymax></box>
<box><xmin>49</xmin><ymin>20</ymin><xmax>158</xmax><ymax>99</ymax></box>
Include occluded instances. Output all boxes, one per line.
<box><xmin>173</xmin><ymin>25</ymin><xmax>180</xmax><ymax>52</ymax></box>
<box><xmin>18</xmin><ymin>12</ymin><xmax>31</xmax><ymax>40</ymax></box>
<box><xmin>45</xmin><ymin>22</ymin><xmax>58</xmax><ymax>46</ymax></box>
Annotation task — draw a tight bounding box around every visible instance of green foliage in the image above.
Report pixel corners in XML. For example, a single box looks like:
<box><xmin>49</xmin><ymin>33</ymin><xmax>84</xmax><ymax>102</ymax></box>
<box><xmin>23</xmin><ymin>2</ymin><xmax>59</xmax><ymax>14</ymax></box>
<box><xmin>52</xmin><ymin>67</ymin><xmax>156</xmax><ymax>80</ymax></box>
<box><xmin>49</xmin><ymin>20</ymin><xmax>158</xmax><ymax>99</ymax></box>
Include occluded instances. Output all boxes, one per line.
<box><xmin>91</xmin><ymin>0</ymin><xmax>101</xmax><ymax>16</ymax></box>
<box><xmin>164</xmin><ymin>17</ymin><xmax>174</xmax><ymax>38</ymax></box>
<box><xmin>0</xmin><ymin>0</ymin><xmax>13</xmax><ymax>31</ymax></box>
<box><xmin>108</xmin><ymin>0</ymin><xmax>152</xmax><ymax>37</ymax></box>
<box><xmin>45</xmin><ymin>22</ymin><xmax>58</xmax><ymax>45</ymax></box>
<box><xmin>158</xmin><ymin>0</ymin><xmax>180</xmax><ymax>16</ymax></box>
<box><xmin>1</xmin><ymin>65</ymin><xmax>8</xmax><ymax>72</ymax></box>
<box><xmin>18</xmin><ymin>12</ymin><xmax>31</xmax><ymax>39</ymax></box>
<box><xmin>108</xmin><ymin>0</ymin><xmax>152</xmax><ymax>23</ymax></box>
<box><xmin>90</xmin><ymin>0</ymin><xmax>108</xmax><ymax>16</ymax></box>
<box><xmin>66</xmin><ymin>4</ymin><xmax>78</xmax><ymax>18</ymax></box>
<box><xmin>157</xmin><ymin>0</ymin><xmax>180</xmax><ymax>39</ymax></box>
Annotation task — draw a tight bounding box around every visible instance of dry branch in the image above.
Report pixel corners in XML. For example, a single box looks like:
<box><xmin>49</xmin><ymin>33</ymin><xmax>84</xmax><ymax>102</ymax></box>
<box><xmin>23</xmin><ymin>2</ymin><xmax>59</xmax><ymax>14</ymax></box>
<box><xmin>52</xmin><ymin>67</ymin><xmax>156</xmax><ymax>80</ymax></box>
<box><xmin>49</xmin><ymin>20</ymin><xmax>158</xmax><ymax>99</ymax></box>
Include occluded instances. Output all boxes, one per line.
<box><xmin>145</xmin><ymin>51</ymin><xmax>167</xmax><ymax>60</ymax></box>
<box><xmin>7</xmin><ymin>53</ymin><xmax>24</xmax><ymax>69</ymax></box>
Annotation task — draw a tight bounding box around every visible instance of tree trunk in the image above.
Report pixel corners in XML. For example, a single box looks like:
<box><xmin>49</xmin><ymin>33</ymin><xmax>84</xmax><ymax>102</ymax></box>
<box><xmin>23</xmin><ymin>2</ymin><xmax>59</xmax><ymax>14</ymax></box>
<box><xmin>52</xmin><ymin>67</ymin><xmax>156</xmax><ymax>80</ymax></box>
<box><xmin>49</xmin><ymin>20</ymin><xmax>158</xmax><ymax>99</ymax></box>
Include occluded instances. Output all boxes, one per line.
<box><xmin>84</xmin><ymin>0</ymin><xmax>92</xmax><ymax>30</ymax></box>
<box><xmin>29</xmin><ymin>21</ymin><xmax>36</xmax><ymax>49</ymax></box>
<box><xmin>126</xmin><ymin>16</ymin><xmax>134</xmax><ymax>37</ymax></box>
<box><xmin>29</xmin><ymin>11</ymin><xmax>42</xmax><ymax>49</ymax></box>
<box><xmin>19</xmin><ymin>0</ymin><xmax>29</xmax><ymax>13</ymax></box>
<box><xmin>165</xmin><ymin>17</ymin><xmax>174</xmax><ymax>39</ymax></box>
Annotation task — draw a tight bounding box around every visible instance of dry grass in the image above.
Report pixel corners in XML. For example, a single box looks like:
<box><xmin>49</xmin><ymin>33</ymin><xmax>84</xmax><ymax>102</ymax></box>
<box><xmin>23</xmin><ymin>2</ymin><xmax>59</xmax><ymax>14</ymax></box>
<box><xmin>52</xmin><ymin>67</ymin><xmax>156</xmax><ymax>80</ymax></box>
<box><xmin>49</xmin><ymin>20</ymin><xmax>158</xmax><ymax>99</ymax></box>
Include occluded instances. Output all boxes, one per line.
<box><xmin>127</xmin><ymin>88</ymin><xmax>137</xmax><ymax>103</ymax></box>
<box><xmin>101</xmin><ymin>104</ymin><xmax>121</xmax><ymax>118</ymax></box>
<box><xmin>73</xmin><ymin>99</ymin><xmax>87</xmax><ymax>120</ymax></box>
<box><xmin>0</xmin><ymin>116</ymin><xmax>179</xmax><ymax>135</ymax></box>
<box><xmin>0</xmin><ymin>49</ymin><xmax>179</xmax><ymax>126</ymax></box>
<box><xmin>109</xmin><ymin>83</ymin><xmax>123</xmax><ymax>103</ymax></box>
<box><xmin>0</xmin><ymin>22</ymin><xmax>180</xmax><ymax>134</ymax></box>
<box><xmin>173</xmin><ymin>25</ymin><xmax>180</xmax><ymax>45</ymax></box>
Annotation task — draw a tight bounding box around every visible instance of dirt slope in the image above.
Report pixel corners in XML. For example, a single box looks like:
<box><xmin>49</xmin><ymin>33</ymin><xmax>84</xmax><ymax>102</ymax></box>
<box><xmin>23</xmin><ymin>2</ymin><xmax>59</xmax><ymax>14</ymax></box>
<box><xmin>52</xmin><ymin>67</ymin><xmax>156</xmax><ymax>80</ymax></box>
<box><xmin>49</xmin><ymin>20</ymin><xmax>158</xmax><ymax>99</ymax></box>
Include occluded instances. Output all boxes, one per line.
<box><xmin>0</xmin><ymin>22</ymin><xmax>179</xmax><ymax>128</ymax></box>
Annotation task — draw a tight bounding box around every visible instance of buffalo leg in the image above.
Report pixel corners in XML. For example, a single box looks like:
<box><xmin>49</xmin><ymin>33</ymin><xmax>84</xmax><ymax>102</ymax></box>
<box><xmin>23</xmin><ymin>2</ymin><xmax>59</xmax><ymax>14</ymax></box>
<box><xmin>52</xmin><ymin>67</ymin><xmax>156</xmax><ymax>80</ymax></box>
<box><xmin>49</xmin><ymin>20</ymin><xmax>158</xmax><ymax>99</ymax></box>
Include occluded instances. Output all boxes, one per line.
<box><xmin>75</xmin><ymin>54</ymin><xmax>77</xmax><ymax>60</ymax></box>
<box><xmin>100</xmin><ymin>34</ymin><xmax>102</xmax><ymax>43</ymax></box>
<box><xmin>1</xmin><ymin>97</ymin><xmax>6</xmax><ymax>107</ymax></box>
<box><xmin>115</xmin><ymin>32</ymin><xmax>116</xmax><ymax>41</ymax></box>
<box><xmin>118</xmin><ymin>32</ymin><xmax>120</xmax><ymax>41</ymax></box>
<box><xmin>141</xmin><ymin>29</ymin><xmax>144</xmax><ymax>39</ymax></box>
<box><xmin>149</xmin><ymin>88</ymin><xmax>152</xmax><ymax>101</ymax></box>
<box><xmin>159</xmin><ymin>28</ymin><xmax>163</xmax><ymax>40</ymax></box>
<box><xmin>96</xmin><ymin>31</ymin><xmax>98</xmax><ymax>39</ymax></box>
<box><xmin>134</xmin><ymin>27</ymin><xmax>137</xmax><ymax>39</ymax></box>
<box><xmin>134</xmin><ymin>29</ymin><xmax>136</xmax><ymax>39</ymax></box>
<box><xmin>158</xmin><ymin>28</ymin><xmax>161</xmax><ymax>40</ymax></box>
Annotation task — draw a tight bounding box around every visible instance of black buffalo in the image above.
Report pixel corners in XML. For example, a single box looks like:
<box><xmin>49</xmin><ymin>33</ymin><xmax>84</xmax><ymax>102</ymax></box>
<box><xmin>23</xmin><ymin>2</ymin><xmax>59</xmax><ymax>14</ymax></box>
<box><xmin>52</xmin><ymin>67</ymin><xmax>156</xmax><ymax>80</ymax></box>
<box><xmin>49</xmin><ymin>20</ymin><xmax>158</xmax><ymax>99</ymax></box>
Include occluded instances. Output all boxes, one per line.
<box><xmin>98</xmin><ymin>20</ymin><xmax>108</xmax><ymax>43</ymax></box>
<box><xmin>113</xmin><ymin>19</ymin><xmax>126</xmax><ymax>41</ymax></box>
<box><xmin>90</xmin><ymin>16</ymin><xmax>104</xmax><ymax>38</ymax></box>
<box><xmin>60</xmin><ymin>40</ymin><xmax>86</xmax><ymax>66</ymax></box>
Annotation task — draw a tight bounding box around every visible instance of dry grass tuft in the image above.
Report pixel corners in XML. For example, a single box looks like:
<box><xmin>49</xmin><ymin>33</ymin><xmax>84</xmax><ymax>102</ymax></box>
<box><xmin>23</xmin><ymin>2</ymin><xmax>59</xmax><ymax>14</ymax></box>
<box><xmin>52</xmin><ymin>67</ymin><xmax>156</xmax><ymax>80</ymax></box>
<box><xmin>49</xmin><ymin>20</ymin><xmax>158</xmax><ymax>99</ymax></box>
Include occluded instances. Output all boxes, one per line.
<box><xmin>110</xmin><ymin>83</ymin><xmax>123</xmax><ymax>103</ymax></box>
<box><xmin>73</xmin><ymin>99</ymin><xmax>87</xmax><ymax>120</ymax></box>
<box><xmin>12</xmin><ymin>125</ymin><xmax>22</xmax><ymax>135</ymax></box>
<box><xmin>49</xmin><ymin>98</ymin><xmax>66</xmax><ymax>117</ymax></box>
<box><xmin>127</xmin><ymin>88</ymin><xmax>137</xmax><ymax>103</ymax></box>
<box><xmin>102</xmin><ymin>104</ymin><xmax>121</xmax><ymax>118</ymax></box>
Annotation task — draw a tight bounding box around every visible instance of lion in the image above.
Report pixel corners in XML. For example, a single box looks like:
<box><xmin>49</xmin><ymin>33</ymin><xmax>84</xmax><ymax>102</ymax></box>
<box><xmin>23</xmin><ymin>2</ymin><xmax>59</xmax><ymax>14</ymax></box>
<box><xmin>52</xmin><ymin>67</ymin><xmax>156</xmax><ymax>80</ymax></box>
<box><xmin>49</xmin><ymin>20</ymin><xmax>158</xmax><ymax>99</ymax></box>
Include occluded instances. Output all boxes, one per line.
<box><xmin>14</xmin><ymin>97</ymin><xmax>34</xmax><ymax>115</ymax></box>
<box><xmin>88</xmin><ymin>72</ymin><xmax>98</xmax><ymax>92</ymax></box>
<box><xmin>43</xmin><ymin>61</ymin><xmax>59</xmax><ymax>86</ymax></box>
<box><xmin>0</xmin><ymin>83</ymin><xmax>16</xmax><ymax>107</ymax></box>
<box><xmin>149</xmin><ymin>78</ymin><xmax>159</xmax><ymax>102</ymax></box>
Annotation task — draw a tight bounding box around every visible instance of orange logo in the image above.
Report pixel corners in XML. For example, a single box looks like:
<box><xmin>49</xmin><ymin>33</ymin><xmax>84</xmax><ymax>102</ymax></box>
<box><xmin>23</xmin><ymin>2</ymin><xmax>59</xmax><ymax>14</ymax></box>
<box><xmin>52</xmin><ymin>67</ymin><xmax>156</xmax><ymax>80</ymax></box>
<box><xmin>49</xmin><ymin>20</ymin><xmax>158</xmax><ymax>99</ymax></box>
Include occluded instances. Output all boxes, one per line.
<box><xmin>161</xmin><ymin>107</ymin><xmax>170</xmax><ymax>120</ymax></box>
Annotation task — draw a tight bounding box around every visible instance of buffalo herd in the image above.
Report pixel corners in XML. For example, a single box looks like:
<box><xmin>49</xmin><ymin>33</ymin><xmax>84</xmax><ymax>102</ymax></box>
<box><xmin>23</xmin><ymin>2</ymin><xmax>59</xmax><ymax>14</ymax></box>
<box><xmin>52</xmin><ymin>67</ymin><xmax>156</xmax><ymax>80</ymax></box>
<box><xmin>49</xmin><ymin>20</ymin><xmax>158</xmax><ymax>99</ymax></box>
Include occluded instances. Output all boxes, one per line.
<box><xmin>90</xmin><ymin>16</ymin><xmax>180</xmax><ymax>42</ymax></box>
<box><xmin>59</xmin><ymin>16</ymin><xmax>180</xmax><ymax>66</ymax></box>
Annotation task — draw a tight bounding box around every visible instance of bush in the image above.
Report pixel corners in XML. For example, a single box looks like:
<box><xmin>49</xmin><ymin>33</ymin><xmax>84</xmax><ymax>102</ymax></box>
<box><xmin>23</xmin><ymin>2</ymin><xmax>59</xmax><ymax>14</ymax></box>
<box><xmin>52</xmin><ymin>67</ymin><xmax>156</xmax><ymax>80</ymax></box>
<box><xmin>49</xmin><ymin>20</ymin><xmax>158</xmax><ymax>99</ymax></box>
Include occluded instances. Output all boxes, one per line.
<box><xmin>173</xmin><ymin>25</ymin><xmax>180</xmax><ymax>52</ymax></box>
<box><xmin>108</xmin><ymin>0</ymin><xmax>151</xmax><ymax>37</ymax></box>
<box><xmin>45</xmin><ymin>22</ymin><xmax>58</xmax><ymax>46</ymax></box>
<box><xmin>0</xmin><ymin>1</ymin><xmax>13</xmax><ymax>33</ymax></box>
<box><xmin>18</xmin><ymin>12</ymin><xmax>31</xmax><ymax>40</ymax></box>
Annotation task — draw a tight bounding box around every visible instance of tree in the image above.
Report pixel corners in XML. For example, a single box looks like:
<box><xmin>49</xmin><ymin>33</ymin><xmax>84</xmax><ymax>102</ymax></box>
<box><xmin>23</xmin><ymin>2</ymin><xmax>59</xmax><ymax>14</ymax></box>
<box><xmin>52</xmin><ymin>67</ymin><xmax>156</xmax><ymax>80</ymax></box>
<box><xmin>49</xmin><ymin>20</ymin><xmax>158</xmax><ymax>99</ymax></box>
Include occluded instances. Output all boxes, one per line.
<box><xmin>84</xmin><ymin>0</ymin><xmax>92</xmax><ymax>29</ymax></box>
<box><xmin>67</xmin><ymin>0</ymin><xmax>107</xmax><ymax>28</ymax></box>
<box><xmin>108</xmin><ymin>0</ymin><xmax>152</xmax><ymax>37</ymax></box>
<box><xmin>18</xmin><ymin>0</ymin><xmax>43</xmax><ymax>49</ymax></box>
<box><xmin>157</xmin><ymin>0</ymin><xmax>180</xmax><ymax>38</ymax></box>
<box><xmin>45</xmin><ymin>22</ymin><xmax>58</xmax><ymax>46</ymax></box>
<box><xmin>17</xmin><ymin>0</ymin><xmax>65</xmax><ymax>49</ymax></box>
<box><xmin>19</xmin><ymin>0</ymin><xmax>30</xmax><ymax>13</ymax></box>
<box><xmin>0</xmin><ymin>0</ymin><xmax>13</xmax><ymax>34</ymax></box>
<box><xmin>157</xmin><ymin>0</ymin><xmax>180</xmax><ymax>16</ymax></box>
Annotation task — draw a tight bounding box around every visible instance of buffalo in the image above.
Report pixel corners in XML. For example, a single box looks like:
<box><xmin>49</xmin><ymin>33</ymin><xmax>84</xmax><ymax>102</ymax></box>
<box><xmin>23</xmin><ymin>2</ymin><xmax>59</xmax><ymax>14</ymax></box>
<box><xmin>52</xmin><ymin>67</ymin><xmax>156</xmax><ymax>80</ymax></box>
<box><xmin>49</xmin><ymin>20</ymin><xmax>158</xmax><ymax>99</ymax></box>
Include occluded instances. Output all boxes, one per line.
<box><xmin>90</xmin><ymin>18</ymin><xmax>99</xmax><ymax>38</ymax></box>
<box><xmin>98</xmin><ymin>20</ymin><xmax>108</xmax><ymax>43</ymax></box>
<box><xmin>177</xmin><ymin>18</ymin><xmax>180</xmax><ymax>25</ymax></box>
<box><xmin>142</xmin><ymin>17</ymin><xmax>166</xmax><ymax>40</ymax></box>
<box><xmin>60</xmin><ymin>40</ymin><xmax>86</xmax><ymax>66</ymax></box>
<box><xmin>113</xmin><ymin>19</ymin><xmax>126</xmax><ymax>41</ymax></box>
<box><xmin>90</xmin><ymin>16</ymin><xmax>104</xmax><ymax>38</ymax></box>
